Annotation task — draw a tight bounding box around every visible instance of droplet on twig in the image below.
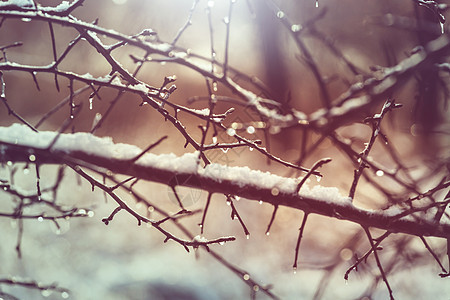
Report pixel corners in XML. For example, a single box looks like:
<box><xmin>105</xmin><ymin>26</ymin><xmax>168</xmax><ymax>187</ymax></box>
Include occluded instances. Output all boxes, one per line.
<box><xmin>376</xmin><ymin>170</ymin><xmax>384</xmax><ymax>177</ymax></box>
<box><xmin>226</xmin><ymin>128</ymin><xmax>236</xmax><ymax>136</ymax></box>
<box><xmin>291</xmin><ymin>24</ymin><xmax>302</xmax><ymax>32</ymax></box>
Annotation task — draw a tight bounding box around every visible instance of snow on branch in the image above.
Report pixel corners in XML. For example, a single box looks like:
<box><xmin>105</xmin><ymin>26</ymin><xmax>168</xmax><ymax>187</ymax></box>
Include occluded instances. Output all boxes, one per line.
<box><xmin>1</xmin><ymin>124</ymin><xmax>449</xmax><ymax>239</ymax></box>
<box><xmin>1</xmin><ymin>1</ymin><xmax>449</xmax><ymax>298</ymax></box>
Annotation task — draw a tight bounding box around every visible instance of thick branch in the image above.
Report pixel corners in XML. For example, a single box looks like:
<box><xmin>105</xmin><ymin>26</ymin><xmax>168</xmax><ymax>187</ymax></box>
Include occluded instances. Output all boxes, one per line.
<box><xmin>1</xmin><ymin>125</ymin><xmax>448</xmax><ymax>239</ymax></box>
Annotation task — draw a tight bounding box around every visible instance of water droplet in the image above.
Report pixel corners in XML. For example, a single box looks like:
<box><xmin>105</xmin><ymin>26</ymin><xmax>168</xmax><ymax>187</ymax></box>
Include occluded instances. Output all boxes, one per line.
<box><xmin>231</xmin><ymin>122</ymin><xmax>240</xmax><ymax>129</ymax></box>
<box><xmin>315</xmin><ymin>175</ymin><xmax>322</xmax><ymax>182</ymax></box>
<box><xmin>340</xmin><ymin>248</ymin><xmax>353</xmax><ymax>261</ymax></box>
<box><xmin>226</xmin><ymin>128</ymin><xmax>236</xmax><ymax>136</ymax></box>
<box><xmin>376</xmin><ymin>170</ymin><xmax>384</xmax><ymax>177</ymax></box>
<box><xmin>148</xmin><ymin>206</ymin><xmax>154</xmax><ymax>212</ymax></box>
<box><xmin>253</xmin><ymin>285</ymin><xmax>260</xmax><ymax>292</ymax></box>
<box><xmin>23</xmin><ymin>168</ymin><xmax>30</xmax><ymax>175</ymax></box>
<box><xmin>249</xmin><ymin>147</ymin><xmax>254</xmax><ymax>151</ymax></box>
<box><xmin>293</xmin><ymin>267</ymin><xmax>297</xmax><ymax>274</ymax></box>
<box><xmin>276</xmin><ymin>11</ymin><xmax>285</xmax><ymax>18</ymax></box>
<box><xmin>21</xmin><ymin>18</ymin><xmax>32</xmax><ymax>22</ymax></box>
<box><xmin>226</xmin><ymin>199</ymin><xmax>231</xmax><ymax>206</ymax></box>
<box><xmin>246</xmin><ymin>126</ymin><xmax>255</xmax><ymax>134</ymax></box>
<box><xmin>271</xmin><ymin>187</ymin><xmax>279</xmax><ymax>196</ymax></box>
<box><xmin>246</xmin><ymin>234</ymin><xmax>250</xmax><ymax>239</ymax></box>
<box><xmin>7</xmin><ymin>161</ymin><xmax>12</xmax><ymax>166</ymax></box>
<box><xmin>315</xmin><ymin>0</ymin><xmax>319</xmax><ymax>8</ymax></box>
<box><xmin>243</xmin><ymin>273</ymin><xmax>250</xmax><ymax>280</ymax></box>
<box><xmin>87</xmin><ymin>211</ymin><xmax>95</xmax><ymax>218</ymax></box>
<box><xmin>41</xmin><ymin>289</ymin><xmax>52</xmax><ymax>297</ymax></box>
<box><xmin>89</xmin><ymin>97</ymin><xmax>93</xmax><ymax>110</ymax></box>
<box><xmin>221</xmin><ymin>148</ymin><xmax>229</xmax><ymax>153</ymax></box>
<box><xmin>207</xmin><ymin>0</ymin><xmax>214</xmax><ymax>8</ymax></box>
<box><xmin>266</xmin><ymin>231</ymin><xmax>270</xmax><ymax>236</ymax></box>
<box><xmin>223</xmin><ymin>17</ymin><xmax>230</xmax><ymax>24</ymax></box>
<box><xmin>219</xmin><ymin>241</ymin><xmax>225</xmax><ymax>245</ymax></box>
<box><xmin>259</xmin><ymin>200</ymin><xmax>263</xmax><ymax>205</ymax></box>
<box><xmin>235</xmin><ymin>196</ymin><xmax>240</xmax><ymax>201</ymax></box>
<box><xmin>28</xmin><ymin>154</ymin><xmax>36</xmax><ymax>162</ymax></box>
<box><xmin>212</xmin><ymin>136</ymin><xmax>218</xmax><ymax>144</ymax></box>
<box><xmin>61</xmin><ymin>291</ymin><xmax>70</xmax><ymax>299</ymax></box>
<box><xmin>291</xmin><ymin>24</ymin><xmax>302</xmax><ymax>32</ymax></box>
<box><xmin>212</xmin><ymin>81</ymin><xmax>218</xmax><ymax>92</ymax></box>
<box><xmin>78</xmin><ymin>209</ymin><xmax>87</xmax><ymax>215</ymax></box>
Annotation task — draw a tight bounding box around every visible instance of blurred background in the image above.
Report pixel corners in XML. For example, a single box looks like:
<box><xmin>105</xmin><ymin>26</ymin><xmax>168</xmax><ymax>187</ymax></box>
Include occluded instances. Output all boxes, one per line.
<box><xmin>1</xmin><ymin>0</ymin><xmax>449</xmax><ymax>299</ymax></box>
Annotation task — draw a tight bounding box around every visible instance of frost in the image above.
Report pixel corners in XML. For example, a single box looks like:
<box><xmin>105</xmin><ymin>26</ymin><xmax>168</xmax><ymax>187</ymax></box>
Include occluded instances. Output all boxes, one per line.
<box><xmin>131</xmin><ymin>83</ymin><xmax>149</xmax><ymax>93</ymax></box>
<box><xmin>192</xmin><ymin>235</ymin><xmax>208</xmax><ymax>243</ymax></box>
<box><xmin>111</xmin><ymin>76</ymin><xmax>123</xmax><ymax>86</ymax></box>
<box><xmin>88</xmin><ymin>32</ymin><xmax>105</xmax><ymax>47</ymax></box>
<box><xmin>190</xmin><ymin>108</ymin><xmax>210</xmax><ymax>116</ymax></box>
<box><xmin>301</xmin><ymin>185</ymin><xmax>352</xmax><ymax>204</ymax></box>
<box><xmin>2</xmin><ymin>0</ymin><xmax>34</xmax><ymax>8</ymax></box>
<box><xmin>79</xmin><ymin>73</ymin><xmax>94</xmax><ymax>80</ymax></box>
<box><xmin>0</xmin><ymin>123</ymin><xmax>141</xmax><ymax>160</ymax></box>
<box><xmin>53</xmin><ymin>1</ymin><xmax>70</xmax><ymax>11</ymax></box>
<box><xmin>41</xmin><ymin>1</ymin><xmax>71</xmax><ymax>12</ymax></box>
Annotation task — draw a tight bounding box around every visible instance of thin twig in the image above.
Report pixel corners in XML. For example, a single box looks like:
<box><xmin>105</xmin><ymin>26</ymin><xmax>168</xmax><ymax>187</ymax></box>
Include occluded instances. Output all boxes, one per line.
<box><xmin>293</xmin><ymin>212</ymin><xmax>309</xmax><ymax>271</ymax></box>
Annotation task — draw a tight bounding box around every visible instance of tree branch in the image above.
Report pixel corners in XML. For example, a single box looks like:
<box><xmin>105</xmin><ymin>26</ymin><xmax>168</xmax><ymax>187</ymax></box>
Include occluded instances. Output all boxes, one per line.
<box><xmin>1</xmin><ymin>125</ymin><xmax>448</xmax><ymax>239</ymax></box>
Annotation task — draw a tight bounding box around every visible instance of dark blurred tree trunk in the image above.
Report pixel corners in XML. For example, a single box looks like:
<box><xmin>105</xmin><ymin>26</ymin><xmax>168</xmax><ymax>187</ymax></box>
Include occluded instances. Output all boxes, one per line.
<box><xmin>255</xmin><ymin>1</ymin><xmax>290</xmax><ymax>105</ymax></box>
<box><xmin>413</xmin><ymin>2</ymin><xmax>444</xmax><ymax>134</ymax></box>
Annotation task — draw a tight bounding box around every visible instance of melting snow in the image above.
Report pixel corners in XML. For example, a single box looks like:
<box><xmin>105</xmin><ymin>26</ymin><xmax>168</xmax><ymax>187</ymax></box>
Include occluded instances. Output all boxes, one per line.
<box><xmin>0</xmin><ymin>124</ymin><xmax>350</xmax><ymax>204</ymax></box>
